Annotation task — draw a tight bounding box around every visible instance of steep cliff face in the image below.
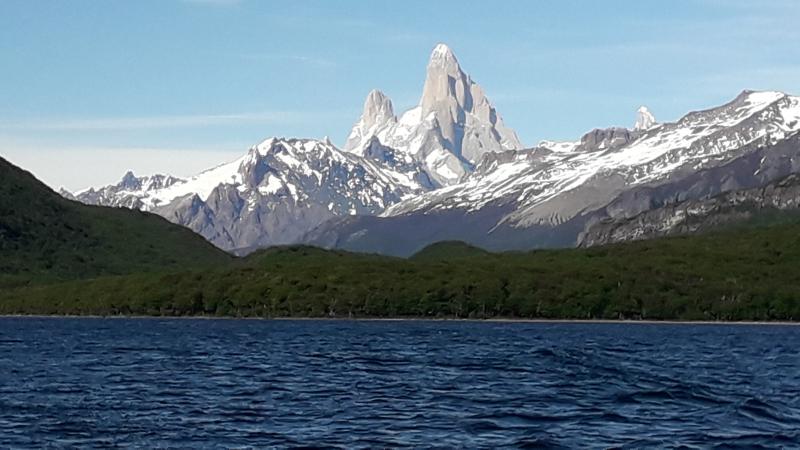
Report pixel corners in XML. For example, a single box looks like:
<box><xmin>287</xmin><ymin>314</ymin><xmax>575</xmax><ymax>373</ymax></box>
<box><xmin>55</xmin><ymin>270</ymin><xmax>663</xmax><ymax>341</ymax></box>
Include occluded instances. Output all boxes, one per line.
<box><xmin>578</xmin><ymin>173</ymin><xmax>800</xmax><ymax>247</ymax></box>
<box><xmin>343</xmin><ymin>44</ymin><xmax>521</xmax><ymax>186</ymax></box>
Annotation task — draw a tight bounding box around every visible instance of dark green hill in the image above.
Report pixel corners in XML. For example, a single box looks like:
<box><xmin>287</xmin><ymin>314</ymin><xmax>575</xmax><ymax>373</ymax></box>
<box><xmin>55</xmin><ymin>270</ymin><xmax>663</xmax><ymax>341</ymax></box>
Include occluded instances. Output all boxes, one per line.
<box><xmin>3</xmin><ymin>218</ymin><xmax>800</xmax><ymax>321</ymax></box>
<box><xmin>0</xmin><ymin>157</ymin><xmax>231</xmax><ymax>286</ymax></box>
<box><xmin>410</xmin><ymin>241</ymin><xmax>491</xmax><ymax>262</ymax></box>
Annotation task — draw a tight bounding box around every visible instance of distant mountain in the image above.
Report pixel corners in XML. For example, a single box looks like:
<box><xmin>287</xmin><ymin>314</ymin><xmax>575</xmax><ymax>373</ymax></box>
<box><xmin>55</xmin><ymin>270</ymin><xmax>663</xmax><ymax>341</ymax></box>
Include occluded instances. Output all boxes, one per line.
<box><xmin>76</xmin><ymin>172</ymin><xmax>185</xmax><ymax>209</ymax></box>
<box><xmin>0</xmin><ymin>156</ymin><xmax>230</xmax><ymax>285</ymax></box>
<box><xmin>307</xmin><ymin>90</ymin><xmax>800</xmax><ymax>255</ymax></box>
<box><xmin>74</xmin><ymin>137</ymin><xmax>434</xmax><ymax>251</ymax></box>
<box><xmin>578</xmin><ymin>171</ymin><xmax>800</xmax><ymax>246</ymax></box>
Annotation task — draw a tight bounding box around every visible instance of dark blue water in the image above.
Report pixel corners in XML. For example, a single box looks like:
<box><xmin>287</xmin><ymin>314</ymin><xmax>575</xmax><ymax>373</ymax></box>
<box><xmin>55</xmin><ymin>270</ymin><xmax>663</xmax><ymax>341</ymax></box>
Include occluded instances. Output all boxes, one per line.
<box><xmin>1</xmin><ymin>319</ymin><xmax>799</xmax><ymax>448</ymax></box>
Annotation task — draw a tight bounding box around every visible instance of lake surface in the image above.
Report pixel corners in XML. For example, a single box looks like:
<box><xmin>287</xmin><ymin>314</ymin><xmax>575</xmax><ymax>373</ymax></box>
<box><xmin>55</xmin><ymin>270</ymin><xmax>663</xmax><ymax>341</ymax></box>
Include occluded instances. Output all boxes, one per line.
<box><xmin>0</xmin><ymin>318</ymin><xmax>799</xmax><ymax>448</ymax></box>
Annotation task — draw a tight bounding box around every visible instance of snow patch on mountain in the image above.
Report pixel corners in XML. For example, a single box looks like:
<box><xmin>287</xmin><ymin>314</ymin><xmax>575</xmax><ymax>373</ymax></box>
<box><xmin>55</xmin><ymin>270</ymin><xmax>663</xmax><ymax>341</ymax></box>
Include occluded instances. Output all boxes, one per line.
<box><xmin>538</xmin><ymin>140</ymin><xmax>581</xmax><ymax>153</ymax></box>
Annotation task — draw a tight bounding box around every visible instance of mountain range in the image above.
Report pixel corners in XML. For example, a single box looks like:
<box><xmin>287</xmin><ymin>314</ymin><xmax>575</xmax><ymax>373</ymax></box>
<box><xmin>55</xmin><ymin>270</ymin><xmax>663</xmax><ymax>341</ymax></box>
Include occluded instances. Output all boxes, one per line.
<box><xmin>6</xmin><ymin>148</ymin><xmax>800</xmax><ymax>321</ymax></box>
<box><xmin>67</xmin><ymin>44</ymin><xmax>800</xmax><ymax>256</ymax></box>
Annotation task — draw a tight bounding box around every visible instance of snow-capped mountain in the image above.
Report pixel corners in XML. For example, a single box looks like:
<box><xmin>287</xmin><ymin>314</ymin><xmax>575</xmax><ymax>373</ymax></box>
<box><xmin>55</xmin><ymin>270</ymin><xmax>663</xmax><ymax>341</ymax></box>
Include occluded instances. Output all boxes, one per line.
<box><xmin>76</xmin><ymin>173</ymin><xmax>185</xmax><ymax>210</ymax></box>
<box><xmin>306</xmin><ymin>90</ymin><xmax>800</xmax><ymax>256</ymax></box>
<box><xmin>74</xmin><ymin>137</ymin><xmax>433</xmax><ymax>251</ymax></box>
<box><xmin>344</xmin><ymin>43</ymin><xmax>521</xmax><ymax>186</ymax></box>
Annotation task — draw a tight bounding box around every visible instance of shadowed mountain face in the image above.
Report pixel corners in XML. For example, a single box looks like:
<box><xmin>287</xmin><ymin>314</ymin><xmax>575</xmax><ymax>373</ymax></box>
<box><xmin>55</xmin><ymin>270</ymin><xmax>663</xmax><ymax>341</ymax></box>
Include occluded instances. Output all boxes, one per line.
<box><xmin>578</xmin><ymin>172</ymin><xmax>800</xmax><ymax>247</ymax></box>
<box><xmin>0</xmin><ymin>157</ymin><xmax>231</xmax><ymax>284</ymax></box>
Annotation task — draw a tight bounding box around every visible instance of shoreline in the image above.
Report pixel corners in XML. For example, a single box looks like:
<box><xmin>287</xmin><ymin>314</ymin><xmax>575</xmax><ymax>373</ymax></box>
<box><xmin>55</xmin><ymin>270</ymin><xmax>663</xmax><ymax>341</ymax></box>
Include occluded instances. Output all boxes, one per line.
<box><xmin>0</xmin><ymin>314</ymin><xmax>798</xmax><ymax>325</ymax></box>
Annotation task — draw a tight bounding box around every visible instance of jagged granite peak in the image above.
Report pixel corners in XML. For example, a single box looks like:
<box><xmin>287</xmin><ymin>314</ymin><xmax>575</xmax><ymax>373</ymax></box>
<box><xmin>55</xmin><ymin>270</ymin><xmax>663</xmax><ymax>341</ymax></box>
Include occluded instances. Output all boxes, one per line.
<box><xmin>344</xmin><ymin>89</ymin><xmax>397</xmax><ymax>151</ymax></box>
<box><xmin>428</xmin><ymin>43</ymin><xmax>458</xmax><ymax>68</ymax></box>
<box><xmin>419</xmin><ymin>43</ymin><xmax>522</xmax><ymax>161</ymax></box>
<box><xmin>364</xmin><ymin>89</ymin><xmax>395</xmax><ymax>125</ymax></box>
<box><xmin>420</xmin><ymin>43</ymin><xmax>466</xmax><ymax>115</ymax></box>
<box><xmin>634</xmin><ymin>106</ymin><xmax>657</xmax><ymax>131</ymax></box>
<box><xmin>119</xmin><ymin>170</ymin><xmax>140</xmax><ymax>190</ymax></box>
<box><xmin>344</xmin><ymin>43</ymin><xmax>522</xmax><ymax>187</ymax></box>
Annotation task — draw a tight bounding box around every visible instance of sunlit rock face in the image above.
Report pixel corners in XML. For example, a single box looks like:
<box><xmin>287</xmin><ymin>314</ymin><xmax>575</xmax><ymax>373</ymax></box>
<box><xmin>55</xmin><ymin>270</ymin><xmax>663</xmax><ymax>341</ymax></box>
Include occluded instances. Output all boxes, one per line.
<box><xmin>344</xmin><ymin>43</ymin><xmax>521</xmax><ymax>187</ymax></box>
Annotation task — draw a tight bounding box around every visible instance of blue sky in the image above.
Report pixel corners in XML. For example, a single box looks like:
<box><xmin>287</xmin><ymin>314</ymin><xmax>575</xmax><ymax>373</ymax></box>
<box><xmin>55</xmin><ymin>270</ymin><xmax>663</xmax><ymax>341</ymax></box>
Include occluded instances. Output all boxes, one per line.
<box><xmin>2</xmin><ymin>0</ymin><xmax>800</xmax><ymax>190</ymax></box>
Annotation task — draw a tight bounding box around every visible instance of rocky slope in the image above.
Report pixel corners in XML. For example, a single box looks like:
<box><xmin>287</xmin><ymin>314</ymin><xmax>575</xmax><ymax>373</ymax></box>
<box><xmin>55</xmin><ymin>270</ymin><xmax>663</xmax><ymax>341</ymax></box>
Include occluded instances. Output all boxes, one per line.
<box><xmin>578</xmin><ymin>172</ymin><xmax>800</xmax><ymax>246</ymax></box>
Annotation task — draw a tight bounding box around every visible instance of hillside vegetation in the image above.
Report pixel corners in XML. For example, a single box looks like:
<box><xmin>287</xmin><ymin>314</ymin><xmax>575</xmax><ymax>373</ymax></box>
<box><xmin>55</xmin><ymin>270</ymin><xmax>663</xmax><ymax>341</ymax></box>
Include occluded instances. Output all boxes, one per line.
<box><xmin>0</xmin><ymin>157</ymin><xmax>231</xmax><ymax>287</ymax></box>
<box><xmin>3</xmin><ymin>223</ymin><xmax>800</xmax><ymax>321</ymax></box>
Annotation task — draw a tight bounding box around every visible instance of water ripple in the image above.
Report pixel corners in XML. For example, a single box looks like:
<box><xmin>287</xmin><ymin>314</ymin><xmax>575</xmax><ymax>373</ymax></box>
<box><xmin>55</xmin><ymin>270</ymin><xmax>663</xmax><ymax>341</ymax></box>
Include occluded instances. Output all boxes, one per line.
<box><xmin>1</xmin><ymin>318</ymin><xmax>799</xmax><ymax>448</ymax></box>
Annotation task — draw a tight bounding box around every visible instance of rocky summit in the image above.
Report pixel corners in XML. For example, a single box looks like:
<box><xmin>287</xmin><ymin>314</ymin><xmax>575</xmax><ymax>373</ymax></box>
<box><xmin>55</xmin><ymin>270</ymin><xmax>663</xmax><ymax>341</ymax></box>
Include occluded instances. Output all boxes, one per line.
<box><xmin>343</xmin><ymin>43</ymin><xmax>522</xmax><ymax>186</ymax></box>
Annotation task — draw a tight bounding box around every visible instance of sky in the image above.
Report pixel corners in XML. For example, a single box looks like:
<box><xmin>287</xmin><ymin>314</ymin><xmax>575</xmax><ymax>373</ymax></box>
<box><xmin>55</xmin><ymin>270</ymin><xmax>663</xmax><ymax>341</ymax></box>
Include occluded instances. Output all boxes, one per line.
<box><xmin>2</xmin><ymin>0</ymin><xmax>800</xmax><ymax>191</ymax></box>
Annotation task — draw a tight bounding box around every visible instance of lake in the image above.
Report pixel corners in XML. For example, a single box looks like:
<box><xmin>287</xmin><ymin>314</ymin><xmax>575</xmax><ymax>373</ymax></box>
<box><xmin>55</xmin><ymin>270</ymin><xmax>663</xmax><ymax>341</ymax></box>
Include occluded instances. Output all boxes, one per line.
<box><xmin>0</xmin><ymin>318</ymin><xmax>798</xmax><ymax>448</ymax></box>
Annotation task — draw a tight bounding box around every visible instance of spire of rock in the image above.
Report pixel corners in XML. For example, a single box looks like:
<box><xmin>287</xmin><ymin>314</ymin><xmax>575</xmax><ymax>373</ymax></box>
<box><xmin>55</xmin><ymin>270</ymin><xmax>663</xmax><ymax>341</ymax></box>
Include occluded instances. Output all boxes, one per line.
<box><xmin>344</xmin><ymin>89</ymin><xmax>396</xmax><ymax>151</ymax></box>
<box><xmin>58</xmin><ymin>187</ymin><xmax>76</xmax><ymax>200</ymax></box>
<box><xmin>362</xmin><ymin>89</ymin><xmax>395</xmax><ymax>127</ymax></box>
<box><xmin>634</xmin><ymin>106</ymin><xmax>656</xmax><ymax>131</ymax></box>
<box><xmin>429</xmin><ymin>43</ymin><xmax>459</xmax><ymax>67</ymax></box>
<box><xmin>418</xmin><ymin>43</ymin><xmax>521</xmax><ymax>162</ymax></box>
<box><xmin>343</xmin><ymin>43</ymin><xmax>522</xmax><ymax>186</ymax></box>
<box><xmin>420</xmin><ymin>43</ymin><xmax>469</xmax><ymax>120</ymax></box>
